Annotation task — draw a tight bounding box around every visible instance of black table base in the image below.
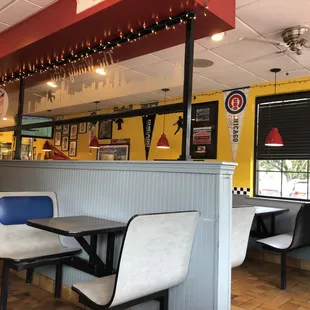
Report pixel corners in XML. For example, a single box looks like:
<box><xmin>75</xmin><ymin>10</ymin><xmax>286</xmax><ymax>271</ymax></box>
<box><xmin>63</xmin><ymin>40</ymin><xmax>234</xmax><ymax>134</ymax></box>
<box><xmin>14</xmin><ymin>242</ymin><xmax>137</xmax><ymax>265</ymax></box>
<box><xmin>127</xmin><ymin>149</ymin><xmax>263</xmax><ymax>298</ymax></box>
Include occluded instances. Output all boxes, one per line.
<box><xmin>66</xmin><ymin>232</ymin><xmax>117</xmax><ymax>277</ymax></box>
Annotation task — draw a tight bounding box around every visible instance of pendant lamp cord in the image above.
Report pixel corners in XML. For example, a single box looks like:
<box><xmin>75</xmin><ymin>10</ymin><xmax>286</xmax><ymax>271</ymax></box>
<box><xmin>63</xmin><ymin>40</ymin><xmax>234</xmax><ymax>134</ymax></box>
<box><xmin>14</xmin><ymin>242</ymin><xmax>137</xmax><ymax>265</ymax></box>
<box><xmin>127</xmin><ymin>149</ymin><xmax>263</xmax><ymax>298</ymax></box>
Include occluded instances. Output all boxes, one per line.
<box><xmin>163</xmin><ymin>90</ymin><xmax>167</xmax><ymax>134</ymax></box>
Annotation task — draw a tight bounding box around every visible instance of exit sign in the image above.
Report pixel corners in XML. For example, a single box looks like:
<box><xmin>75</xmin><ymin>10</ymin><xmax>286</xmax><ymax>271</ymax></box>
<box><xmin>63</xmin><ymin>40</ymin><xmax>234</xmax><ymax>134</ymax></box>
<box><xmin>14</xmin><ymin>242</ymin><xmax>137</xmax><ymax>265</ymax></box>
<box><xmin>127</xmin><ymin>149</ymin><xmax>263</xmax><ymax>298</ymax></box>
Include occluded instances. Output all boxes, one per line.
<box><xmin>76</xmin><ymin>0</ymin><xmax>105</xmax><ymax>14</ymax></box>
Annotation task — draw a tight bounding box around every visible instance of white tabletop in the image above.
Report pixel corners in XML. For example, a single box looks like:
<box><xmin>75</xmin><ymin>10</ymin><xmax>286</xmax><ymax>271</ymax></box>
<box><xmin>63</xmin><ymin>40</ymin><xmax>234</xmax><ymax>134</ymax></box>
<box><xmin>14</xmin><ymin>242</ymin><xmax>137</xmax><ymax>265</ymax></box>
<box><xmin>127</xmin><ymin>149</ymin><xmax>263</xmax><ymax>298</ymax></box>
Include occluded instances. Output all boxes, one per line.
<box><xmin>235</xmin><ymin>205</ymin><xmax>289</xmax><ymax>215</ymax></box>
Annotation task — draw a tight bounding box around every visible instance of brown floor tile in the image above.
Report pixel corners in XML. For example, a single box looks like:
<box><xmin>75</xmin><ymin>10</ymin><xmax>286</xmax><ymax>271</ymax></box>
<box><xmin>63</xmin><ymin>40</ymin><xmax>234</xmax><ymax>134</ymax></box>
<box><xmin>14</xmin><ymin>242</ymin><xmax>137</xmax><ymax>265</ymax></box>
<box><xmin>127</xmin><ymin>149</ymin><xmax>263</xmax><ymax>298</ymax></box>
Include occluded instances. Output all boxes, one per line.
<box><xmin>232</xmin><ymin>259</ymin><xmax>310</xmax><ymax>310</ymax></box>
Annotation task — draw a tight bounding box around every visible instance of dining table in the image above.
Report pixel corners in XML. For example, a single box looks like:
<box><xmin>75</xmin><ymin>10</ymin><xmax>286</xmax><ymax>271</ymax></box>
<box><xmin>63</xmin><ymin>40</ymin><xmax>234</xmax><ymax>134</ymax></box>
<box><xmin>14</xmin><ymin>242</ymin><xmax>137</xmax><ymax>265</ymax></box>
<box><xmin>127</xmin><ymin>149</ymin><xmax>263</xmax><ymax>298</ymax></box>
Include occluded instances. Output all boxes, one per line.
<box><xmin>27</xmin><ymin>216</ymin><xmax>127</xmax><ymax>277</ymax></box>
<box><xmin>235</xmin><ymin>205</ymin><xmax>289</xmax><ymax>238</ymax></box>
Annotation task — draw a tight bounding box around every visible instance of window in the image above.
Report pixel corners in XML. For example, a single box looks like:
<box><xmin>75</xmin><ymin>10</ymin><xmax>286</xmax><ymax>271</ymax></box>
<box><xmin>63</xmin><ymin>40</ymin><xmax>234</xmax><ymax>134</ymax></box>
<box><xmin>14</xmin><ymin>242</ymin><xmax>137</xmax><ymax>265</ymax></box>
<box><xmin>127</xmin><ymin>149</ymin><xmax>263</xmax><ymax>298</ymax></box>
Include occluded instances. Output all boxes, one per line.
<box><xmin>255</xmin><ymin>91</ymin><xmax>310</xmax><ymax>200</ymax></box>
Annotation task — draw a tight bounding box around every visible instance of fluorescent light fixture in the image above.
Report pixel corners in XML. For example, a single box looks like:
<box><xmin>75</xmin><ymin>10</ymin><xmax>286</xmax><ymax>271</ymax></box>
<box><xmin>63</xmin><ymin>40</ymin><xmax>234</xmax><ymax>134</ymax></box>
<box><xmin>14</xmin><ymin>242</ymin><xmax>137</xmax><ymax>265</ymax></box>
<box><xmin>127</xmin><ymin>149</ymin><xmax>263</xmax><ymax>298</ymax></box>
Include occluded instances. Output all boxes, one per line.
<box><xmin>211</xmin><ymin>32</ymin><xmax>226</xmax><ymax>41</ymax></box>
<box><xmin>96</xmin><ymin>68</ymin><xmax>106</xmax><ymax>75</ymax></box>
<box><xmin>47</xmin><ymin>81</ymin><xmax>57</xmax><ymax>88</ymax></box>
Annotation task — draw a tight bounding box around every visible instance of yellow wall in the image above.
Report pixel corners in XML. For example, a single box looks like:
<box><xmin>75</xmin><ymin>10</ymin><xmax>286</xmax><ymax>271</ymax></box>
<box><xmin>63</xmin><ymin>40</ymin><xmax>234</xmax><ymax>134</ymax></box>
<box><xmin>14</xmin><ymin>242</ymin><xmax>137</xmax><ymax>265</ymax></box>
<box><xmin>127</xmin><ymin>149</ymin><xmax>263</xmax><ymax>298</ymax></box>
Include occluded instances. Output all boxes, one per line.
<box><xmin>1</xmin><ymin>76</ymin><xmax>310</xmax><ymax>191</ymax></box>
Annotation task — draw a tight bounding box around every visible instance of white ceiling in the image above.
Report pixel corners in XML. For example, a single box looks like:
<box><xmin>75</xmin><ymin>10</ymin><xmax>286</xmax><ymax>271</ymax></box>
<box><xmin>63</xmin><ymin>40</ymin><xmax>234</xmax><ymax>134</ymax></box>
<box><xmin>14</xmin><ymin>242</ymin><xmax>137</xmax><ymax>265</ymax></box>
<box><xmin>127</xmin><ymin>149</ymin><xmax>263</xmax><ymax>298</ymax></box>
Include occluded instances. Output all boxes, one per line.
<box><xmin>11</xmin><ymin>0</ymin><xmax>310</xmax><ymax>117</ymax></box>
<box><xmin>0</xmin><ymin>0</ymin><xmax>57</xmax><ymax>33</ymax></box>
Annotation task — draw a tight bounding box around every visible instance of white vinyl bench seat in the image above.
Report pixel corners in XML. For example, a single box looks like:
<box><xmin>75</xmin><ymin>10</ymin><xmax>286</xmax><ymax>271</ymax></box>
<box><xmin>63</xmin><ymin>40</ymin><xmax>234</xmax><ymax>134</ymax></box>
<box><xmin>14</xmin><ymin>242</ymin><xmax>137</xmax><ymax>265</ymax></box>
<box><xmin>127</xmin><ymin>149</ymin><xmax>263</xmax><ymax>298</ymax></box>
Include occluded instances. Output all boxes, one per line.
<box><xmin>257</xmin><ymin>234</ymin><xmax>293</xmax><ymax>250</ymax></box>
<box><xmin>73</xmin><ymin>275</ymin><xmax>116</xmax><ymax>306</ymax></box>
<box><xmin>257</xmin><ymin>204</ymin><xmax>310</xmax><ymax>289</ymax></box>
<box><xmin>72</xmin><ymin>211</ymin><xmax>199</xmax><ymax>310</ymax></box>
<box><xmin>0</xmin><ymin>192</ymin><xmax>81</xmax><ymax>310</ymax></box>
<box><xmin>1</xmin><ymin>245</ymin><xmax>80</xmax><ymax>262</ymax></box>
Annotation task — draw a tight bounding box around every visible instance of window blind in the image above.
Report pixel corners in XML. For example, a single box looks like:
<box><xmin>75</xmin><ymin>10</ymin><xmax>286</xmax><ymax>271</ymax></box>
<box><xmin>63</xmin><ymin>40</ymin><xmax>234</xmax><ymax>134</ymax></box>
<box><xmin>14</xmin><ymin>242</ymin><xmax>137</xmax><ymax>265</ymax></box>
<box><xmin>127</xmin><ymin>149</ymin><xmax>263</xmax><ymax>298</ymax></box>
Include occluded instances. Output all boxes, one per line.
<box><xmin>256</xmin><ymin>92</ymin><xmax>310</xmax><ymax>160</ymax></box>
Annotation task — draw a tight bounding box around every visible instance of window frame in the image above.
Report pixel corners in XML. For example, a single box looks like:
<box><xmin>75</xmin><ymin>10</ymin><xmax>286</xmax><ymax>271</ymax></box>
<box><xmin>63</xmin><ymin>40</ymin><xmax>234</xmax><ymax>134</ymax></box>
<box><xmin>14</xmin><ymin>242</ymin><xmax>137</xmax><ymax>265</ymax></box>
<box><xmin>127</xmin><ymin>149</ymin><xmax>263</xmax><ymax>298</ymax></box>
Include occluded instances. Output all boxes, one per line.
<box><xmin>254</xmin><ymin>91</ymin><xmax>310</xmax><ymax>201</ymax></box>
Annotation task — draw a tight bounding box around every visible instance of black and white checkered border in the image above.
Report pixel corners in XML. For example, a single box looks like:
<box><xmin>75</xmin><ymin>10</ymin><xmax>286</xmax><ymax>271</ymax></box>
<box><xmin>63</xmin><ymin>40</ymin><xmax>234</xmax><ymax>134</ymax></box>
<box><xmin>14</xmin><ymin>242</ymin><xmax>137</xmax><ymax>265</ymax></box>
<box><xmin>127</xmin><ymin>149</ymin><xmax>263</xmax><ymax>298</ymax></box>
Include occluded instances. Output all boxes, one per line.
<box><xmin>233</xmin><ymin>187</ymin><xmax>250</xmax><ymax>196</ymax></box>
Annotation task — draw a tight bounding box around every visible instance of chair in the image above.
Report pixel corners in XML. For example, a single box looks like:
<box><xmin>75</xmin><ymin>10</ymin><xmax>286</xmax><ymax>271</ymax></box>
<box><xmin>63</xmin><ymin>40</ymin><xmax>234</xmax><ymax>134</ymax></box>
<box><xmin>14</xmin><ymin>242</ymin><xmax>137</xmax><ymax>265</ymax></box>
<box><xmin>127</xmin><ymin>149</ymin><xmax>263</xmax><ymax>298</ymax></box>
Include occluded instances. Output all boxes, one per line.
<box><xmin>257</xmin><ymin>203</ymin><xmax>310</xmax><ymax>289</ymax></box>
<box><xmin>231</xmin><ymin>207</ymin><xmax>255</xmax><ymax>268</ymax></box>
<box><xmin>0</xmin><ymin>192</ymin><xmax>81</xmax><ymax>310</ymax></box>
<box><xmin>72</xmin><ymin>211</ymin><xmax>199</xmax><ymax>310</ymax></box>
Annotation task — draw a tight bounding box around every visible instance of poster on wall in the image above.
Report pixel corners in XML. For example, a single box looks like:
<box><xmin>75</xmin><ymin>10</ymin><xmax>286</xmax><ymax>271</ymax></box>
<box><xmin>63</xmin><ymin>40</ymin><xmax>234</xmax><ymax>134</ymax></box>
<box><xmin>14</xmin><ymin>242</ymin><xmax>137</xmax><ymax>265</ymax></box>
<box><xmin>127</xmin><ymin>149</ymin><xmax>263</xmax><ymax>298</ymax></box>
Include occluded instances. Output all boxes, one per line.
<box><xmin>193</xmin><ymin>127</ymin><xmax>212</xmax><ymax>145</ymax></box>
<box><xmin>223</xmin><ymin>87</ymin><xmax>249</xmax><ymax>161</ymax></box>
<box><xmin>142</xmin><ymin>114</ymin><xmax>156</xmax><ymax>160</ymax></box>
<box><xmin>0</xmin><ymin>88</ymin><xmax>8</xmax><ymax>120</ymax></box>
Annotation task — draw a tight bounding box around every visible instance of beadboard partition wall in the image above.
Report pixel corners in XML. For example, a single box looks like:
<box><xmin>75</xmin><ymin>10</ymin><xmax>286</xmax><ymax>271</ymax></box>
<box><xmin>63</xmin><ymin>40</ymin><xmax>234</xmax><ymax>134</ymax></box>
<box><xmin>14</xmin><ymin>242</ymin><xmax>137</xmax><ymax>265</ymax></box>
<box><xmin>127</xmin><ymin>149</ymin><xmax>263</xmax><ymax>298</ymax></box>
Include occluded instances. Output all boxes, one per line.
<box><xmin>0</xmin><ymin>161</ymin><xmax>236</xmax><ymax>310</ymax></box>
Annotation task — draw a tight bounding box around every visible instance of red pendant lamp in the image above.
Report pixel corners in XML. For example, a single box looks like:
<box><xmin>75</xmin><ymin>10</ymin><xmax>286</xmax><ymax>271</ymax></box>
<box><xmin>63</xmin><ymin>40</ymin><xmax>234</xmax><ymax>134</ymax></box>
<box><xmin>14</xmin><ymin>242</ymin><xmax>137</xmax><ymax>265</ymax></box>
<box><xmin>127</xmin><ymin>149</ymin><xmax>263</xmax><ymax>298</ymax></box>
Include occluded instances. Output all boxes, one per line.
<box><xmin>157</xmin><ymin>88</ymin><xmax>170</xmax><ymax>149</ymax></box>
<box><xmin>265</xmin><ymin>68</ymin><xmax>284</xmax><ymax>147</ymax></box>
<box><xmin>89</xmin><ymin>135</ymin><xmax>100</xmax><ymax>149</ymax></box>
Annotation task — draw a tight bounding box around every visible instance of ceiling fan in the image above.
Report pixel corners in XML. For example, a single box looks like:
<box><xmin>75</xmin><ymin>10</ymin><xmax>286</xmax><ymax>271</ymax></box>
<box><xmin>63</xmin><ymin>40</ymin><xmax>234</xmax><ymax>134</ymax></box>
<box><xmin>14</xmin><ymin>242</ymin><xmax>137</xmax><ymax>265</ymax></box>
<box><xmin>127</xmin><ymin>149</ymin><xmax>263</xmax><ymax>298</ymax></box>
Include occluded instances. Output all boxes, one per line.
<box><xmin>240</xmin><ymin>25</ymin><xmax>310</xmax><ymax>56</ymax></box>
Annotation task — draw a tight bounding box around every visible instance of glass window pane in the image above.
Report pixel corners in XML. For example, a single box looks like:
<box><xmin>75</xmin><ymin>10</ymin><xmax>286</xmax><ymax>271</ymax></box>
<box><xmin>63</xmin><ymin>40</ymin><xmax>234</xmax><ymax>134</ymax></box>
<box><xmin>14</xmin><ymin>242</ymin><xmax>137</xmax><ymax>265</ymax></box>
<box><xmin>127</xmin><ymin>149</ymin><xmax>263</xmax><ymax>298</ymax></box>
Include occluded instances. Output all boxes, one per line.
<box><xmin>282</xmin><ymin>173</ymin><xmax>308</xmax><ymax>199</ymax></box>
<box><xmin>257</xmin><ymin>160</ymin><xmax>282</xmax><ymax>171</ymax></box>
<box><xmin>282</xmin><ymin>160</ymin><xmax>308</xmax><ymax>173</ymax></box>
<box><xmin>257</xmin><ymin>171</ymin><xmax>281</xmax><ymax>197</ymax></box>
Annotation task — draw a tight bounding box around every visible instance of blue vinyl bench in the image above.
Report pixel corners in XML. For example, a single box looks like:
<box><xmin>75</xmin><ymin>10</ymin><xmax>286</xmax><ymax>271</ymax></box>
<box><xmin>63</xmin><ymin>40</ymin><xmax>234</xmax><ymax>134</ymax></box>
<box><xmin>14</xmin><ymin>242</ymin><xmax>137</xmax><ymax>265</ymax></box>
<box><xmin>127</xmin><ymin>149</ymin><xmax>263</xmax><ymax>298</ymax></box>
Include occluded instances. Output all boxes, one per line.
<box><xmin>0</xmin><ymin>192</ymin><xmax>80</xmax><ymax>310</ymax></box>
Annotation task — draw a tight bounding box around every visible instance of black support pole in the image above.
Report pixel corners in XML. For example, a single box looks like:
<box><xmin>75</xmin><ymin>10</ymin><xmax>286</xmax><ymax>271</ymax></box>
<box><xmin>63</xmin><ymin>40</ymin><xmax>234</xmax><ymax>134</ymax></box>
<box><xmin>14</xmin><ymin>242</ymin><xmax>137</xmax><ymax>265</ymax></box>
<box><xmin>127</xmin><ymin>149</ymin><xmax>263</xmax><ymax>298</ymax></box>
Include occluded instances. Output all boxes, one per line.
<box><xmin>14</xmin><ymin>77</ymin><xmax>25</xmax><ymax>160</ymax></box>
<box><xmin>179</xmin><ymin>17</ymin><xmax>195</xmax><ymax>161</ymax></box>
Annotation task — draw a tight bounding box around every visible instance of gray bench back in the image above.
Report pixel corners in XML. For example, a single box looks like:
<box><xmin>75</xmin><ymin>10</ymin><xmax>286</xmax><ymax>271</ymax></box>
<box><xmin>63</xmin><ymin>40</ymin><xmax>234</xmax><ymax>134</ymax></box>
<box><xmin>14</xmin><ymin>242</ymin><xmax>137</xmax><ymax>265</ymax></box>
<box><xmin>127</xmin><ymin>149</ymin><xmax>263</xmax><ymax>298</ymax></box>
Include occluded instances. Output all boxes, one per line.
<box><xmin>110</xmin><ymin>211</ymin><xmax>199</xmax><ymax>307</ymax></box>
<box><xmin>231</xmin><ymin>207</ymin><xmax>255</xmax><ymax>268</ymax></box>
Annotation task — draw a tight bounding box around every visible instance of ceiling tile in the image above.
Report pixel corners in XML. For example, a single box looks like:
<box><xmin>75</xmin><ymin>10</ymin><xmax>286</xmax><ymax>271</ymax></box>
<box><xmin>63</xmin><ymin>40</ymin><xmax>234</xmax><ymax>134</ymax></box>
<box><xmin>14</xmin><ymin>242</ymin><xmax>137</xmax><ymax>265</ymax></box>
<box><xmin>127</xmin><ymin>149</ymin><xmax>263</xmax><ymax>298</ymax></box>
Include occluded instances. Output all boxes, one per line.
<box><xmin>193</xmin><ymin>74</ymin><xmax>229</xmax><ymax>92</ymax></box>
<box><xmin>0</xmin><ymin>0</ymin><xmax>40</xmax><ymax>25</ymax></box>
<box><xmin>167</xmin><ymin>49</ymin><xmax>233</xmax><ymax>75</ymax></box>
<box><xmin>240</xmin><ymin>54</ymin><xmax>302</xmax><ymax>80</ymax></box>
<box><xmin>119</xmin><ymin>54</ymin><xmax>162</xmax><ymax>70</ymax></box>
<box><xmin>26</xmin><ymin>0</ymin><xmax>56</xmax><ymax>7</ymax></box>
<box><xmin>236</xmin><ymin>0</ymin><xmax>259</xmax><ymax>9</ymax></box>
<box><xmin>211</xmin><ymin>39</ymin><xmax>280</xmax><ymax>65</ymax></box>
<box><xmin>134</xmin><ymin>61</ymin><xmax>183</xmax><ymax>79</ymax></box>
<box><xmin>237</xmin><ymin>0</ymin><xmax>310</xmax><ymax>35</ymax></box>
<box><xmin>290</xmin><ymin>49</ymin><xmax>310</xmax><ymax>68</ymax></box>
<box><xmin>198</xmin><ymin>65</ymin><xmax>266</xmax><ymax>88</ymax></box>
<box><xmin>278</xmin><ymin>69</ymin><xmax>310</xmax><ymax>80</ymax></box>
<box><xmin>0</xmin><ymin>21</ymin><xmax>9</xmax><ymax>31</ymax></box>
<box><xmin>196</xmin><ymin>19</ymin><xmax>258</xmax><ymax>50</ymax></box>
<box><xmin>0</xmin><ymin>0</ymin><xmax>15</xmax><ymax>11</ymax></box>
<box><xmin>152</xmin><ymin>43</ymin><xmax>205</xmax><ymax>61</ymax></box>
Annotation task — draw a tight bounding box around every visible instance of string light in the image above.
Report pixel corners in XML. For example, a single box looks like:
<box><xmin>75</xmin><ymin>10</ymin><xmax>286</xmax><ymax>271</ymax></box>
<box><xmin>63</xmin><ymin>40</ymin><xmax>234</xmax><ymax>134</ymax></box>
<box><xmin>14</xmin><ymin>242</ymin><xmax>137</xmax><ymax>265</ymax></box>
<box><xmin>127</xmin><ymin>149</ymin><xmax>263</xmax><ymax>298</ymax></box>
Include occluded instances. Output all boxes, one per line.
<box><xmin>0</xmin><ymin>10</ymin><xmax>196</xmax><ymax>86</ymax></box>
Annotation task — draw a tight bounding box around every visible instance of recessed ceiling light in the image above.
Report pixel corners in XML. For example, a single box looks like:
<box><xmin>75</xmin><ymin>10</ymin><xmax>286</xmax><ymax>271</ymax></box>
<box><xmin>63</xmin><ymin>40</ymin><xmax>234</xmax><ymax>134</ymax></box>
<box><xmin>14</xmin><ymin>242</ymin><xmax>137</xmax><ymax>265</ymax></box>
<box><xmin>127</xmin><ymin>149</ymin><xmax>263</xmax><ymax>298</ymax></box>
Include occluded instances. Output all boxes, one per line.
<box><xmin>96</xmin><ymin>68</ymin><xmax>106</xmax><ymax>75</ymax></box>
<box><xmin>211</xmin><ymin>32</ymin><xmax>226</xmax><ymax>41</ymax></box>
<box><xmin>193</xmin><ymin>59</ymin><xmax>214</xmax><ymax>68</ymax></box>
<box><xmin>47</xmin><ymin>81</ymin><xmax>57</xmax><ymax>88</ymax></box>
<box><xmin>2</xmin><ymin>117</ymin><xmax>7</xmax><ymax>121</ymax></box>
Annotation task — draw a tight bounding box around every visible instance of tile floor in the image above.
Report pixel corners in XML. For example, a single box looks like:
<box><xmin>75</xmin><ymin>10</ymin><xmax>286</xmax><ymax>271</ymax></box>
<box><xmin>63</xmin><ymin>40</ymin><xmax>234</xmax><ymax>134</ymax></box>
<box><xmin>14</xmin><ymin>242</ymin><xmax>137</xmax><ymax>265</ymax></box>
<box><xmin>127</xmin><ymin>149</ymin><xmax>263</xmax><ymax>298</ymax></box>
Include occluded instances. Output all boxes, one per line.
<box><xmin>4</xmin><ymin>258</ymin><xmax>310</xmax><ymax>309</ymax></box>
<box><xmin>4</xmin><ymin>274</ymin><xmax>79</xmax><ymax>310</ymax></box>
<box><xmin>232</xmin><ymin>259</ymin><xmax>310</xmax><ymax>310</ymax></box>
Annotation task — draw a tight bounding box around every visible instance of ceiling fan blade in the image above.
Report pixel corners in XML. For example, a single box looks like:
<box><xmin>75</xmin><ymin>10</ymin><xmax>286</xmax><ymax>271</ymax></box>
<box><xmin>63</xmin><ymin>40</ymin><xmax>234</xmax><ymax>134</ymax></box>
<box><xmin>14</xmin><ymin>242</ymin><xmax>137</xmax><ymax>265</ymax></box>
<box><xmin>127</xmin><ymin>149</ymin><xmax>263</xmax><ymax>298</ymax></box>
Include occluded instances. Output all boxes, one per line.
<box><xmin>239</xmin><ymin>37</ymin><xmax>288</xmax><ymax>47</ymax></box>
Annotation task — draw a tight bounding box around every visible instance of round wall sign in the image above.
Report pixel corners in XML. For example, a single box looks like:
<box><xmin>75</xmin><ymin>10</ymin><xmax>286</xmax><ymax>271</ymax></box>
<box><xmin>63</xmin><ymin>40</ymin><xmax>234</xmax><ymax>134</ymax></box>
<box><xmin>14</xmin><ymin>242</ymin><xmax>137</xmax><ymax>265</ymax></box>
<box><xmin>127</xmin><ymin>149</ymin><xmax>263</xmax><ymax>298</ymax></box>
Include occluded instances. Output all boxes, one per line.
<box><xmin>225</xmin><ymin>90</ymin><xmax>246</xmax><ymax>115</ymax></box>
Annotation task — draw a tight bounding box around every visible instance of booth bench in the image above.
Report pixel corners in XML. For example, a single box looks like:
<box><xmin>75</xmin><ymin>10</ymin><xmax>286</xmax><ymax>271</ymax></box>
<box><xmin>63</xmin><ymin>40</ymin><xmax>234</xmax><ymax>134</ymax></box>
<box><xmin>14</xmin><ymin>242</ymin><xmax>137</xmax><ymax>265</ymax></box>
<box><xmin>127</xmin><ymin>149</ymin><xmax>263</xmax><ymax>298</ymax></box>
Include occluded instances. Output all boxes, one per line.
<box><xmin>0</xmin><ymin>192</ymin><xmax>80</xmax><ymax>310</ymax></box>
<box><xmin>72</xmin><ymin>211</ymin><xmax>199</xmax><ymax>310</ymax></box>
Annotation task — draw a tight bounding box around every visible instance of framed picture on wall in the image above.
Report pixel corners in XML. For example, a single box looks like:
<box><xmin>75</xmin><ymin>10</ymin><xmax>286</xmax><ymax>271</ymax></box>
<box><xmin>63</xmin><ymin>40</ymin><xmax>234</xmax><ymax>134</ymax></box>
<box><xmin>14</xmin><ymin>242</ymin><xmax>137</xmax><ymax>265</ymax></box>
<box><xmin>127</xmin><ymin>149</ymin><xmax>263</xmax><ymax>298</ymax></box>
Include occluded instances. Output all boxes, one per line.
<box><xmin>68</xmin><ymin>141</ymin><xmax>77</xmax><ymax>157</ymax></box>
<box><xmin>191</xmin><ymin>101</ymin><xmax>218</xmax><ymax>159</ymax></box>
<box><xmin>97</xmin><ymin>144</ymin><xmax>129</xmax><ymax>161</ymax></box>
<box><xmin>62</xmin><ymin>124</ymin><xmax>69</xmax><ymax>135</ymax></box>
<box><xmin>98</xmin><ymin>120</ymin><xmax>112</xmax><ymax>139</ymax></box>
<box><xmin>61</xmin><ymin>136</ymin><xmax>69</xmax><ymax>151</ymax></box>
<box><xmin>54</xmin><ymin>131</ymin><xmax>62</xmax><ymax>146</ymax></box>
<box><xmin>70</xmin><ymin>124</ymin><xmax>78</xmax><ymax>140</ymax></box>
<box><xmin>79</xmin><ymin>122</ymin><xmax>87</xmax><ymax>134</ymax></box>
